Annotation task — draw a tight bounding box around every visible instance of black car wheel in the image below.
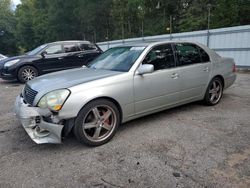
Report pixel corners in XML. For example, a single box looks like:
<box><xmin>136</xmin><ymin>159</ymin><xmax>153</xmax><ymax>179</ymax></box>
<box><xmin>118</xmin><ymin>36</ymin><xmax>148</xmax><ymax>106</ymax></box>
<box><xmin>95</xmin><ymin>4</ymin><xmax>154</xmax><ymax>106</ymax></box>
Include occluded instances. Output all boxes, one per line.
<box><xmin>74</xmin><ymin>99</ymin><xmax>121</xmax><ymax>146</ymax></box>
<box><xmin>17</xmin><ymin>66</ymin><xmax>38</xmax><ymax>83</ymax></box>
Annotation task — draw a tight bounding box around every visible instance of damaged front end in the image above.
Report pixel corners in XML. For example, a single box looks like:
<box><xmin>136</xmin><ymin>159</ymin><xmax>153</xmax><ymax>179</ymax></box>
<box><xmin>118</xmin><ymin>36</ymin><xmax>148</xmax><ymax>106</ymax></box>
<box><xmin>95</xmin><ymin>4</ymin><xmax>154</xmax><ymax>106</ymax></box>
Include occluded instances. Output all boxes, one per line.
<box><xmin>14</xmin><ymin>95</ymin><xmax>64</xmax><ymax>144</ymax></box>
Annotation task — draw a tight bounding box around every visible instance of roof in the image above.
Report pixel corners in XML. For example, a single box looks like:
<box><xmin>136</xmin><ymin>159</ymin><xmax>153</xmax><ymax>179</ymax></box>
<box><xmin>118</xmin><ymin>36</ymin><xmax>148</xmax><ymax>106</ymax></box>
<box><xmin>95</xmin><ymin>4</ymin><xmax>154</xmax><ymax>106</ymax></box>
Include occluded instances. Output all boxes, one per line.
<box><xmin>112</xmin><ymin>40</ymin><xmax>222</xmax><ymax>62</ymax></box>
<box><xmin>115</xmin><ymin>40</ymin><xmax>208</xmax><ymax>47</ymax></box>
<box><xmin>115</xmin><ymin>41</ymin><xmax>158</xmax><ymax>48</ymax></box>
<box><xmin>49</xmin><ymin>40</ymin><xmax>91</xmax><ymax>45</ymax></box>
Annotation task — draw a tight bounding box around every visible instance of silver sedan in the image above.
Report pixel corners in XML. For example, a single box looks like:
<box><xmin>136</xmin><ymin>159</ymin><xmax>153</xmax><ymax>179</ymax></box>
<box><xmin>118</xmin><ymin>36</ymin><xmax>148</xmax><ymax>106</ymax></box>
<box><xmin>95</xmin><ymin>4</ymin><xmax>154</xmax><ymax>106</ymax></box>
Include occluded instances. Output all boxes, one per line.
<box><xmin>15</xmin><ymin>41</ymin><xmax>236</xmax><ymax>146</ymax></box>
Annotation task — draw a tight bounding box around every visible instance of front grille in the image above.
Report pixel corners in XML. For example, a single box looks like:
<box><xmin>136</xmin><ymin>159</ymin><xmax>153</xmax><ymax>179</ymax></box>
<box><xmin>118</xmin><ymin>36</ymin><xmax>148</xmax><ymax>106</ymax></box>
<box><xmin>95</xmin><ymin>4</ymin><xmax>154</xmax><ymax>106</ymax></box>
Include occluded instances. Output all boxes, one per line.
<box><xmin>23</xmin><ymin>84</ymin><xmax>38</xmax><ymax>105</ymax></box>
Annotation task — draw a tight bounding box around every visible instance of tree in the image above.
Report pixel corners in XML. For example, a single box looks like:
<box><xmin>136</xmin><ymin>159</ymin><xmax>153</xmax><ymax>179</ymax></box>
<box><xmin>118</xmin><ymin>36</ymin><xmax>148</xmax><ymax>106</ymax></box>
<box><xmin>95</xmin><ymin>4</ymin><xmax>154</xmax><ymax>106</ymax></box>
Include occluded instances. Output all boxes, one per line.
<box><xmin>3</xmin><ymin>0</ymin><xmax>249</xmax><ymax>55</ymax></box>
<box><xmin>46</xmin><ymin>0</ymin><xmax>80</xmax><ymax>41</ymax></box>
<box><xmin>76</xmin><ymin>0</ymin><xmax>113</xmax><ymax>42</ymax></box>
<box><xmin>15</xmin><ymin>0</ymin><xmax>35</xmax><ymax>51</ymax></box>
<box><xmin>211</xmin><ymin>0</ymin><xmax>250</xmax><ymax>28</ymax></box>
<box><xmin>32</xmin><ymin>0</ymin><xmax>50</xmax><ymax>45</ymax></box>
<box><xmin>0</xmin><ymin>0</ymin><xmax>17</xmax><ymax>55</ymax></box>
<box><xmin>238</xmin><ymin>0</ymin><xmax>250</xmax><ymax>25</ymax></box>
<box><xmin>143</xmin><ymin>0</ymin><xmax>181</xmax><ymax>35</ymax></box>
<box><xmin>177</xmin><ymin>0</ymin><xmax>213</xmax><ymax>32</ymax></box>
<box><xmin>211</xmin><ymin>0</ymin><xmax>239</xmax><ymax>28</ymax></box>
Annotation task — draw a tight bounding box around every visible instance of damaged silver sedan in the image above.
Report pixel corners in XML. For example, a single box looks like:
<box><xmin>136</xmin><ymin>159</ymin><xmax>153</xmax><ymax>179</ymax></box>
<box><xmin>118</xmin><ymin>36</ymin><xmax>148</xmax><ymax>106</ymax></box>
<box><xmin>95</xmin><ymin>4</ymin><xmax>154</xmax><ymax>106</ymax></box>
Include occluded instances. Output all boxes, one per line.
<box><xmin>15</xmin><ymin>41</ymin><xmax>236</xmax><ymax>146</ymax></box>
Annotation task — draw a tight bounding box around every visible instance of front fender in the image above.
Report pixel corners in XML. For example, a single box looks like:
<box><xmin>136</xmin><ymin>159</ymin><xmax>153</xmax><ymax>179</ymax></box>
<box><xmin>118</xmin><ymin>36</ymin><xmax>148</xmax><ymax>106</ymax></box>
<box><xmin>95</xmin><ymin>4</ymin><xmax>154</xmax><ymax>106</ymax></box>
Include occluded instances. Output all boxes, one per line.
<box><xmin>58</xmin><ymin>79</ymin><xmax>134</xmax><ymax>123</ymax></box>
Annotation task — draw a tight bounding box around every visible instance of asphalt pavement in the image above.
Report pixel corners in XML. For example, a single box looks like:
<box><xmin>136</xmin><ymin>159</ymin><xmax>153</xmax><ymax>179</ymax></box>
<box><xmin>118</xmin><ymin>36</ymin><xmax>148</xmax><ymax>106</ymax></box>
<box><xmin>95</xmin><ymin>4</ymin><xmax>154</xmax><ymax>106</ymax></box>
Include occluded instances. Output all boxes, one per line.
<box><xmin>0</xmin><ymin>73</ymin><xmax>249</xmax><ymax>188</ymax></box>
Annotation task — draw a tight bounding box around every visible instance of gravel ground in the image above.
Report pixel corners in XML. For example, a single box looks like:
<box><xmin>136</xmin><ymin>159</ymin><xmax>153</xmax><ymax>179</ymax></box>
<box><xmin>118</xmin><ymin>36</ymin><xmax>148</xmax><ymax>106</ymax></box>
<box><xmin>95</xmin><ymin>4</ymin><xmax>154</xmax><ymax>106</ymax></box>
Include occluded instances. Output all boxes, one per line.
<box><xmin>0</xmin><ymin>73</ymin><xmax>249</xmax><ymax>188</ymax></box>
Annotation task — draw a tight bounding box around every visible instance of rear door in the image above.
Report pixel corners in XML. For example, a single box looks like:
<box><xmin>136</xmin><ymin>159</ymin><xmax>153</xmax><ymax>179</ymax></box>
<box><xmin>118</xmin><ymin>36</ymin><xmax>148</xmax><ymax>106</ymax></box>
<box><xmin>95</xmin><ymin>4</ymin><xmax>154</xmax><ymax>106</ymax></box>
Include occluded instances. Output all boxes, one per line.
<box><xmin>62</xmin><ymin>43</ymin><xmax>83</xmax><ymax>69</ymax></box>
<box><xmin>134</xmin><ymin>43</ymin><xmax>181</xmax><ymax>114</ymax></box>
<box><xmin>79</xmin><ymin>43</ymin><xmax>102</xmax><ymax>66</ymax></box>
<box><xmin>174</xmin><ymin>43</ymin><xmax>212</xmax><ymax>101</ymax></box>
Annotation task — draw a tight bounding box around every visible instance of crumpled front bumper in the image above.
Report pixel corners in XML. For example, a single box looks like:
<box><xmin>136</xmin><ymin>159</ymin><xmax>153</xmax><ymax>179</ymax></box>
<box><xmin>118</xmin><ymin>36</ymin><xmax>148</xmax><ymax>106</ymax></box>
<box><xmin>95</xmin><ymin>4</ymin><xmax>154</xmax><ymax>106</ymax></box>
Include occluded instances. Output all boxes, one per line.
<box><xmin>14</xmin><ymin>95</ymin><xmax>64</xmax><ymax>144</ymax></box>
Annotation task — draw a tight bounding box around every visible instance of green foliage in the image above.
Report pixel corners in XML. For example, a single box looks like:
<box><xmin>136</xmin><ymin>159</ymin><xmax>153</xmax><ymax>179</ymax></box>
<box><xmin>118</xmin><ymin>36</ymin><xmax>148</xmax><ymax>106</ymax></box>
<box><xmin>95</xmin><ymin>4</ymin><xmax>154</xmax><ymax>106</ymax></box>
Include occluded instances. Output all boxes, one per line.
<box><xmin>238</xmin><ymin>0</ymin><xmax>250</xmax><ymax>25</ymax></box>
<box><xmin>0</xmin><ymin>0</ymin><xmax>17</xmax><ymax>55</ymax></box>
<box><xmin>177</xmin><ymin>0</ymin><xmax>250</xmax><ymax>31</ymax></box>
<box><xmin>0</xmin><ymin>0</ymin><xmax>249</xmax><ymax>55</ymax></box>
<box><xmin>211</xmin><ymin>0</ymin><xmax>250</xmax><ymax>28</ymax></box>
<box><xmin>15</xmin><ymin>0</ymin><xmax>35</xmax><ymax>50</ymax></box>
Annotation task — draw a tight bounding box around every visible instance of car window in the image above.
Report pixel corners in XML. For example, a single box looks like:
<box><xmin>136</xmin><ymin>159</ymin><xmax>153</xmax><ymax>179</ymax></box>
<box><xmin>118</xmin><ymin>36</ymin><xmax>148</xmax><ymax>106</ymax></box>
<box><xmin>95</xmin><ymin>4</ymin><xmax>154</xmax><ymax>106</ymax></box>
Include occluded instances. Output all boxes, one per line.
<box><xmin>197</xmin><ymin>46</ymin><xmax>210</xmax><ymax>62</ymax></box>
<box><xmin>175</xmin><ymin>43</ymin><xmax>201</xmax><ymax>66</ymax></box>
<box><xmin>44</xmin><ymin>45</ymin><xmax>63</xmax><ymax>55</ymax></box>
<box><xmin>27</xmin><ymin>44</ymin><xmax>47</xmax><ymax>56</ymax></box>
<box><xmin>143</xmin><ymin>44</ymin><xmax>175</xmax><ymax>71</ymax></box>
<box><xmin>80</xmin><ymin>43</ymin><xmax>97</xmax><ymax>51</ymax></box>
<box><xmin>63</xmin><ymin>44</ymin><xmax>80</xmax><ymax>53</ymax></box>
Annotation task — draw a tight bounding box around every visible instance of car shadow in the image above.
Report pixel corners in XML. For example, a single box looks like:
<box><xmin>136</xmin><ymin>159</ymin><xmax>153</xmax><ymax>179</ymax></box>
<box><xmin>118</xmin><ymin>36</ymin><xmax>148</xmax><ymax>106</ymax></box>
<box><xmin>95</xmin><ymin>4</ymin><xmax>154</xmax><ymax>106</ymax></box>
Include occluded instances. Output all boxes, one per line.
<box><xmin>21</xmin><ymin>101</ymin><xmax>210</xmax><ymax>151</ymax></box>
<box><xmin>118</xmin><ymin>102</ymin><xmax>202</xmax><ymax>132</ymax></box>
<box><xmin>118</xmin><ymin>93</ymin><xmax>233</xmax><ymax>134</ymax></box>
<box><xmin>0</xmin><ymin>79</ymin><xmax>23</xmax><ymax>86</ymax></box>
<box><xmin>13</xmin><ymin>96</ymin><xmax>231</xmax><ymax>151</ymax></box>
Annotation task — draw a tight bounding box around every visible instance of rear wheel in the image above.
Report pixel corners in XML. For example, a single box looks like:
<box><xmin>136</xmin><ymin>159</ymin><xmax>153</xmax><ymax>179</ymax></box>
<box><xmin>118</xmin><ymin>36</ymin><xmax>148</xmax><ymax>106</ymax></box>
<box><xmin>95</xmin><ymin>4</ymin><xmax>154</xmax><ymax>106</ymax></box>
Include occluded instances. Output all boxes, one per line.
<box><xmin>204</xmin><ymin>77</ymin><xmax>223</xmax><ymax>105</ymax></box>
<box><xmin>74</xmin><ymin>99</ymin><xmax>120</xmax><ymax>146</ymax></box>
<box><xmin>17</xmin><ymin>66</ymin><xmax>38</xmax><ymax>83</ymax></box>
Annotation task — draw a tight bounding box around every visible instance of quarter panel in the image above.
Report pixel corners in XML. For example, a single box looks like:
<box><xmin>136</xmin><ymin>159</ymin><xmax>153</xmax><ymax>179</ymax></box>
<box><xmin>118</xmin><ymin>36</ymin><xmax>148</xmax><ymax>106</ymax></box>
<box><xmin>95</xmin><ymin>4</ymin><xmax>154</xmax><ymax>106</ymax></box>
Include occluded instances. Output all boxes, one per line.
<box><xmin>210</xmin><ymin>57</ymin><xmax>236</xmax><ymax>89</ymax></box>
<box><xmin>178</xmin><ymin>62</ymin><xmax>212</xmax><ymax>101</ymax></box>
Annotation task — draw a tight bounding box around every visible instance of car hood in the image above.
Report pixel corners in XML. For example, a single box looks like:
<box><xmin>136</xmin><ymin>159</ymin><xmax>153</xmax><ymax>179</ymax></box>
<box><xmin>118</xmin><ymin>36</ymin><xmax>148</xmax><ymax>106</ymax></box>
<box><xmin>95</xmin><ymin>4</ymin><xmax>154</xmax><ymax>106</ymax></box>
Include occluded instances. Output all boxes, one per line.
<box><xmin>3</xmin><ymin>55</ymin><xmax>32</xmax><ymax>61</ymax></box>
<box><xmin>0</xmin><ymin>55</ymin><xmax>36</xmax><ymax>71</ymax></box>
<box><xmin>27</xmin><ymin>68</ymin><xmax>122</xmax><ymax>93</ymax></box>
<box><xmin>0</xmin><ymin>54</ymin><xmax>36</xmax><ymax>65</ymax></box>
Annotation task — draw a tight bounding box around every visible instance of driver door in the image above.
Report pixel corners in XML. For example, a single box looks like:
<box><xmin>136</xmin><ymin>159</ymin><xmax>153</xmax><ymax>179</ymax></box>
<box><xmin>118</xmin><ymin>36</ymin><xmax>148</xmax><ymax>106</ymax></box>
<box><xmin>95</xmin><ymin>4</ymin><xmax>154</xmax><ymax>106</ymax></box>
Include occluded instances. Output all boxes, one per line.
<box><xmin>36</xmin><ymin>44</ymin><xmax>66</xmax><ymax>73</ymax></box>
<box><xmin>133</xmin><ymin>44</ymin><xmax>181</xmax><ymax>115</ymax></box>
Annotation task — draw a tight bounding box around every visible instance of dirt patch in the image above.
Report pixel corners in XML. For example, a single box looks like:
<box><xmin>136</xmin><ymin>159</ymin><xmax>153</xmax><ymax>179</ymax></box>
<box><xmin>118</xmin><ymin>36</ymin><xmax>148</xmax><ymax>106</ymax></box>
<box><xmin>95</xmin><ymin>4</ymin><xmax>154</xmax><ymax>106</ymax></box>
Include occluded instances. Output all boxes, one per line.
<box><xmin>211</xmin><ymin>147</ymin><xmax>250</xmax><ymax>188</ymax></box>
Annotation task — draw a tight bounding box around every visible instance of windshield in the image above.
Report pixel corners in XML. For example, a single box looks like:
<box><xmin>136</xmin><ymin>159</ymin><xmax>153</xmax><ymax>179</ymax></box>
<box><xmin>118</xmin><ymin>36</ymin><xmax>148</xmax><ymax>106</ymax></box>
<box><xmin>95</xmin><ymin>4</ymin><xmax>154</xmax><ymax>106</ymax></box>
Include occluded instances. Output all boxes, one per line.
<box><xmin>88</xmin><ymin>46</ymin><xmax>145</xmax><ymax>72</ymax></box>
<box><xmin>27</xmin><ymin>44</ymin><xmax>47</xmax><ymax>56</ymax></box>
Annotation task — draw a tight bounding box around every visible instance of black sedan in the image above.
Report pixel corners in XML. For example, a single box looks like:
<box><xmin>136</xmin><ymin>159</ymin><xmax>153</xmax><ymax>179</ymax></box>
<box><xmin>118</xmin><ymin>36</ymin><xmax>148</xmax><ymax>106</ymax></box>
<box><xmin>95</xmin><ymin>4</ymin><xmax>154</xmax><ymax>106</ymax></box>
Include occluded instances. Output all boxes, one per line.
<box><xmin>0</xmin><ymin>40</ymin><xmax>102</xmax><ymax>83</ymax></box>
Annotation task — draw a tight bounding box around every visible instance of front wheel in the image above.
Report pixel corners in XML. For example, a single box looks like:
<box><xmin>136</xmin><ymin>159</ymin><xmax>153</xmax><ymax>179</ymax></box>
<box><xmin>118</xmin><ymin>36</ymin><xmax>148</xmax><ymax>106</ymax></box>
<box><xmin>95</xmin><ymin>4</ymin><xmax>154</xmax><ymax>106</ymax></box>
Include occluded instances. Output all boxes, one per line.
<box><xmin>204</xmin><ymin>77</ymin><xmax>223</xmax><ymax>106</ymax></box>
<box><xmin>74</xmin><ymin>99</ymin><xmax>121</xmax><ymax>146</ymax></box>
<box><xmin>17</xmin><ymin>66</ymin><xmax>38</xmax><ymax>83</ymax></box>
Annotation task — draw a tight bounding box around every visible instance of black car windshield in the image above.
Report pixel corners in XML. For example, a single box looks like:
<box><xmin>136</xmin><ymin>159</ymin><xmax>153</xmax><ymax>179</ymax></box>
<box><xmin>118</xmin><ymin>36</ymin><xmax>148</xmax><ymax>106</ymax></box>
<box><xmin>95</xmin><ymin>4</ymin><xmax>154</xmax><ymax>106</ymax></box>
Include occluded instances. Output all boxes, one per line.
<box><xmin>88</xmin><ymin>46</ymin><xmax>145</xmax><ymax>72</ymax></box>
<box><xmin>27</xmin><ymin>44</ymin><xmax>47</xmax><ymax>56</ymax></box>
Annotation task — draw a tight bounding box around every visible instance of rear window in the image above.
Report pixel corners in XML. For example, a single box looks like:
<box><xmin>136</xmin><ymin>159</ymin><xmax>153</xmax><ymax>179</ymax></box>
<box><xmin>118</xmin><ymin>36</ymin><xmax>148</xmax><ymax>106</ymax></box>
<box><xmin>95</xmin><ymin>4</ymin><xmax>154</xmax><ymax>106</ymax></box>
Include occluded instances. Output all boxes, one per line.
<box><xmin>80</xmin><ymin>43</ymin><xmax>97</xmax><ymax>51</ymax></box>
<box><xmin>63</xmin><ymin>44</ymin><xmax>81</xmax><ymax>53</ymax></box>
<box><xmin>197</xmin><ymin>46</ymin><xmax>210</xmax><ymax>62</ymax></box>
<box><xmin>175</xmin><ymin>43</ymin><xmax>201</xmax><ymax>66</ymax></box>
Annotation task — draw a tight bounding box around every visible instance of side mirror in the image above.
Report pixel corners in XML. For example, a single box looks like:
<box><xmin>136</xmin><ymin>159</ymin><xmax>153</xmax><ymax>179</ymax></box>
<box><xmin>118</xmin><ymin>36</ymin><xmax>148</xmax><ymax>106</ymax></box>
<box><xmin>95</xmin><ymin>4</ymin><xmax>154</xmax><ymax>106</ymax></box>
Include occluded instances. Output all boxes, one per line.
<box><xmin>137</xmin><ymin>64</ymin><xmax>154</xmax><ymax>75</ymax></box>
<box><xmin>41</xmin><ymin>51</ymin><xmax>47</xmax><ymax>58</ymax></box>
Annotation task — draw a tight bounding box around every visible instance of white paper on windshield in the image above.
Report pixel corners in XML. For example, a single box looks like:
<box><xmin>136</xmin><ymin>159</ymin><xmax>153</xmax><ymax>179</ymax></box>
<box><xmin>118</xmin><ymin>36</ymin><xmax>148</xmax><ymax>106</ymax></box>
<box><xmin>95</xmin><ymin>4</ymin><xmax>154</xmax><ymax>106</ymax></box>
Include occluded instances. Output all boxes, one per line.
<box><xmin>130</xmin><ymin>47</ymin><xmax>145</xmax><ymax>51</ymax></box>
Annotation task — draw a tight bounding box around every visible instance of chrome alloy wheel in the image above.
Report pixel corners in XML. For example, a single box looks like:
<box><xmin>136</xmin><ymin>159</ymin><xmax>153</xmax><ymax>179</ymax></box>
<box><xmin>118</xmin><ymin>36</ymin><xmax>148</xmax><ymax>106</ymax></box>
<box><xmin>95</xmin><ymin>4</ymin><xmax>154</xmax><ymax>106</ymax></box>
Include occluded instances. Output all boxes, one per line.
<box><xmin>82</xmin><ymin>105</ymin><xmax>117</xmax><ymax>142</ymax></box>
<box><xmin>209</xmin><ymin>79</ymin><xmax>222</xmax><ymax>104</ymax></box>
<box><xmin>22</xmin><ymin>68</ymin><xmax>36</xmax><ymax>81</ymax></box>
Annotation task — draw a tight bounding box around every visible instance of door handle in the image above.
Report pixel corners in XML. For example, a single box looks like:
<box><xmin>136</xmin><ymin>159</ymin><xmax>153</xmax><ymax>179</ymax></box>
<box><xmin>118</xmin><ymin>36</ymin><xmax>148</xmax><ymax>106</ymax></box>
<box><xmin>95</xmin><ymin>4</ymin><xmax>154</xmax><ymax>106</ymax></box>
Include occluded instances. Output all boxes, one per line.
<box><xmin>171</xmin><ymin>73</ymin><xmax>179</xmax><ymax>79</ymax></box>
<box><xmin>203</xmin><ymin>67</ymin><xmax>209</xmax><ymax>72</ymax></box>
<box><xmin>58</xmin><ymin>57</ymin><xmax>64</xmax><ymax>60</ymax></box>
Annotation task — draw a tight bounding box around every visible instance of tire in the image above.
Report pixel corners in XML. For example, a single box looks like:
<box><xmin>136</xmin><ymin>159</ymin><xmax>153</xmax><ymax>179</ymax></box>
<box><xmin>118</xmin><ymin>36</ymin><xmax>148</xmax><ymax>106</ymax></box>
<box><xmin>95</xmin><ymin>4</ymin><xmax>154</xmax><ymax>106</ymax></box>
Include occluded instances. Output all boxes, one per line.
<box><xmin>74</xmin><ymin>99</ymin><xmax>121</xmax><ymax>146</ymax></box>
<box><xmin>204</xmin><ymin>77</ymin><xmax>223</xmax><ymax>106</ymax></box>
<box><xmin>17</xmin><ymin>66</ymin><xmax>38</xmax><ymax>83</ymax></box>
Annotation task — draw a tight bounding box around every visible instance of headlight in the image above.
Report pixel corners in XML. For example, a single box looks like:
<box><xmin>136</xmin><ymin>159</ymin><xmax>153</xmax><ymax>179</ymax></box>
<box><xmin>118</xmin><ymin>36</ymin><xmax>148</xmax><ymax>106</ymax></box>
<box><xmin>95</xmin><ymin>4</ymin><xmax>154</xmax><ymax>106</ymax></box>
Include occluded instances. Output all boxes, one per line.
<box><xmin>37</xmin><ymin>89</ymin><xmax>70</xmax><ymax>111</ymax></box>
<box><xmin>4</xmin><ymin>59</ymin><xmax>20</xmax><ymax>67</ymax></box>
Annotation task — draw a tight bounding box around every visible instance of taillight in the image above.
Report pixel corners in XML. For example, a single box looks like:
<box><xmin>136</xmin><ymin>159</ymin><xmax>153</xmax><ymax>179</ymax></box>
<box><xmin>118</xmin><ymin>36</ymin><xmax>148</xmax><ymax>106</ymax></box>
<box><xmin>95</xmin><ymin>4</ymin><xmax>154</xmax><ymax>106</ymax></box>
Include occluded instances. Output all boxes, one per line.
<box><xmin>233</xmin><ymin>64</ymin><xmax>236</xmax><ymax>72</ymax></box>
